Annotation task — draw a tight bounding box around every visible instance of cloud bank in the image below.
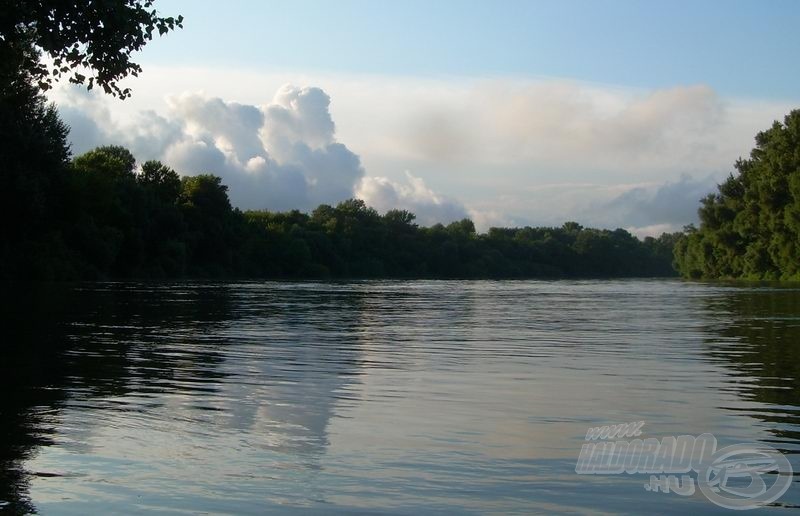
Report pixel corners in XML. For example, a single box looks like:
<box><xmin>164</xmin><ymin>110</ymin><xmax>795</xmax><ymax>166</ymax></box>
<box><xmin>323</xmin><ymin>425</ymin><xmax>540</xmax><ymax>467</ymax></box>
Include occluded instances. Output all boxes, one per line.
<box><xmin>53</xmin><ymin>71</ymin><xmax>796</xmax><ymax>235</ymax></box>
<box><xmin>59</xmin><ymin>84</ymin><xmax>365</xmax><ymax>212</ymax></box>
<box><xmin>57</xmin><ymin>83</ymin><xmax>471</xmax><ymax>225</ymax></box>
<box><xmin>386</xmin><ymin>82</ymin><xmax>726</xmax><ymax>172</ymax></box>
<box><xmin>355</xmin><ymin>172</ymin><xmax>469</xmax><ymax>226</ymax></box>
<box><xmin>610</xmin><ymin>175</ymin><xmax>719</xmax><ymax>232</ymax></box>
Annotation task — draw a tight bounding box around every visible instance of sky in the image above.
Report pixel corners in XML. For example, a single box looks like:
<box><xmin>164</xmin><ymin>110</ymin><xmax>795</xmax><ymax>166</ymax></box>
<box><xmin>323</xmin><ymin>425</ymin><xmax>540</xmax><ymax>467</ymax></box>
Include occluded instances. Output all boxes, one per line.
<box><xmin>50</xmin><ymin>0</ymin><xmax>800</xmax><ymax>236</ymax></box>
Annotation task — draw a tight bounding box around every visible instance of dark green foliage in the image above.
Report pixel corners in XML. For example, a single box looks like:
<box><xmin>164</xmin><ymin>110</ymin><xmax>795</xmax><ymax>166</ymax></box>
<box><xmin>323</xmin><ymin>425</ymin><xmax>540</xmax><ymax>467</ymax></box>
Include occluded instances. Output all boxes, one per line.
<box><xmin>1</xmin><ymin>0</ymin><xmax>183</xmax><ymax>279</ymax></box>
<box><xmin>4</xmin><ymin>140</ymin><xmax>680</xmax><ymax>280</ymax></box>
<box><xmin>1</xmin><ymin>0</ymin><xmax>183</xmax><ymax>98</ymax></box>
<box><xmin>178</xmin><ymin>175</ymin><xmax>239</xmax><ymax>276</ymax></box>
<box><xmin>1</xmin><ymin>39</ymin><xmax>684</xmax><ymax>282</ymax></box>
<box><xmin>0</xmin><ymin>51</ymin><xmax>72</xmax><ymax>280</ymax></box>
<box><xmin>140</xmin><ymin>160</ymin><xmax>181</xmax><ymax>201</ymax></box>
<box><xmin>0</xmin><ymin>1</ymin><xmax>677</xmax><ymax>282</ymax></box>
<box><xmin>674</xmin><ymin>110</ymin><xmax>800</xmax><ymax>280</ymax></box>
<box><xmin>74</xmin><ymin>146</ymin><xmax>137</xmax><ymax>179</ymax></box>
<box><xmin>0</xmin><ymin>76</ymin><xmax>680</xmax><ymax>281</ymax></box>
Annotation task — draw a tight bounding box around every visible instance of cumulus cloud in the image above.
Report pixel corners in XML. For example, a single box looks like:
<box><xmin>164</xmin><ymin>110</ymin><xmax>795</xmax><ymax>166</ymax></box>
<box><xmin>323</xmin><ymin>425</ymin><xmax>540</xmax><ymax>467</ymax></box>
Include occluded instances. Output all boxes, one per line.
<box><xmin>263</xmin><ymin>84</ymin><xmax>336</xmax><ymax>155</ymax></box>
<box><xmin>56</xmin><ymin>84</ymin><xmax>375</xmax><ymax>213</ymax></box>
<box><xmin>614</xmin><ymin>175</ymin><xmax>717</xmax><ymax>225</ymax></box>
<box><xmin>52</xmin><ymin>69</ymin><xmax>796</xmax><ymax>233</ymax></box>
<box><xmin>356</xmin><ymin>171</ymin><xmax>469</xmax><ymax>226</ymax></box>
<box><xmin>169</xmin><ymin>93</ymin><xmax>265</xmax><ymax>162</ymax></box>
<box><xmin>77</xmin><ymin>67</ymin><xmax>790</xmax><ymax>177</ymax></box>
<box><xmin>603</xmin><ymin>175</ymin><xmax>718</xmax><ymax>235</ymax></box>
<box><xmin>625</xmin><ymin>224</ymin><xmax>682</xmax><ymax>239</ymax></box>
<box><xmin>56</xmin><ymin>88</ymin><xmax>116</xmax><ymax>154</ymax></box>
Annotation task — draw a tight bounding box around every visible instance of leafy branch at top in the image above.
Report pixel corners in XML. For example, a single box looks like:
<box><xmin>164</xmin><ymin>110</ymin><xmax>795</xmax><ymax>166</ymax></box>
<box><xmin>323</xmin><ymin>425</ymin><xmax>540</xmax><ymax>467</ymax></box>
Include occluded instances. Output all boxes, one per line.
<box><xmin>0</xmin><ymin>0</ymin><xmax>183</xmax><ymax>99</ymax></box>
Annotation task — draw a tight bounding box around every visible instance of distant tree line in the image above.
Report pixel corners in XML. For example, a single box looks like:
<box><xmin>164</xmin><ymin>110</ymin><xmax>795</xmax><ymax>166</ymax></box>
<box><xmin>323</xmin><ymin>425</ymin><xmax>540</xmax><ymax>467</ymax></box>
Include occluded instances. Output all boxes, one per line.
<box><xmin>5</xmin><ymin>1</ymin><xmax>800</xmax><ymax>284</ymax></box>
<box><xmin>0</xmin><ymin>84</ymin><xmax>679</xmax><ymax>281</ymax></box>
<box><xmin>1</xmin><ymin>138</ymin><xmax>680</xmax><ymax>280</ymax></box>
<box><xmin>0</xmin><ymin>1</ymin><xmax>678</xmax><ymax>281</ymax></box>
<box><xmin>674</xmin><ymin>110</ymin><xmax>800</xmax><ymax>280</ymax></box>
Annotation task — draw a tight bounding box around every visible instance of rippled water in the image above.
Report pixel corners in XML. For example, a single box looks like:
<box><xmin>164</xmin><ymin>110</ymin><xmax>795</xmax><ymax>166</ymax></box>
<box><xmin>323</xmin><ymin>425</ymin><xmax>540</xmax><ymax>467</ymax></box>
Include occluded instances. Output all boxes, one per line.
<box><xmin>1</xmin><ymin>280</ymin><xmax>799</xmax><ymax>514</ymax></box>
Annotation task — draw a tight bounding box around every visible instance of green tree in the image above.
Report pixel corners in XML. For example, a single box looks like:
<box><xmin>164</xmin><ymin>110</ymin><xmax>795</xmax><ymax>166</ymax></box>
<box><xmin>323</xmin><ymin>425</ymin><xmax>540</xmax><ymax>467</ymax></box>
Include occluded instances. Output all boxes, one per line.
<box><xmin>384</xmin><ymin>209</ymin><xmax>417</xmax><ymax>228</ymax></box>
<box><xmin>179</xmin><ymin>175</ymin><xmax>238</xmax><ymax>276</ymax></box>
<box><xmin>675</xmin><ymin>110</ymin><xmax>800</xmax><ymax>280</ymax></box>
<box><xmin>180</xmin><ymin>175</ymin><xmax>231</xmax><ymax>218</ymax></box>
<box><xmin>1</xmin><ymin>1</ymin><xmax>181</xmax><ymax>280</ymax></box>
<box><xmin>0</xmin><ymin>58</ymin><xmax>71</xmax><ymax>279</ymax></box>
<box><xmin>1</xmin><ymin>0</ymin><xmax>183</xmax><ymax>98</ymax></box>
<box><xmin>73</xmin><ymin>145</ymin><xmax>137</xmax><ymax>179</ymax></box>
<box><xmin>139</xmin><ymin>160</ymin><xmax>181</xmax><ymax>202</ymax></box>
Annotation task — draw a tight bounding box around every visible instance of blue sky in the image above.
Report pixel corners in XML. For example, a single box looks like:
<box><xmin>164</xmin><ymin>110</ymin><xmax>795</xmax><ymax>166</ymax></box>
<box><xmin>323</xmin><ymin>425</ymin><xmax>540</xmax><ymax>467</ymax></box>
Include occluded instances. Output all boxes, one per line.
<box><xmin>53</xmin><ymin>1</ymin><xmax>800</xmax><ymax>235</ymax></box>
<box><xmin>151</xmin><ymin>0</ymin><xmax>800</xmax><ymax>99</ymax></box>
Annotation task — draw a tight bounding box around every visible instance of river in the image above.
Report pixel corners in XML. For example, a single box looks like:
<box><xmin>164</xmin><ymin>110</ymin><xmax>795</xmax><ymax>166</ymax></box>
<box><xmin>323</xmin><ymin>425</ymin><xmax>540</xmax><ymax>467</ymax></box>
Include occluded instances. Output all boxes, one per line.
<box><xmin>1</xmin><ymin>280</ymin><xmax>798</xmax><ymax>514</ymax></box>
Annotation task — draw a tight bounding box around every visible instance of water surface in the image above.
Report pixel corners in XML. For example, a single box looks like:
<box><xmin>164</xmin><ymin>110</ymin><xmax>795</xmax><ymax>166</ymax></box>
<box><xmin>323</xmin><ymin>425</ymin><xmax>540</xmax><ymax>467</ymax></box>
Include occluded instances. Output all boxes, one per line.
<box><xmin>1</xmin><ymin>280</ymin><xmax>798</xmax><ymax>514</ymax></box>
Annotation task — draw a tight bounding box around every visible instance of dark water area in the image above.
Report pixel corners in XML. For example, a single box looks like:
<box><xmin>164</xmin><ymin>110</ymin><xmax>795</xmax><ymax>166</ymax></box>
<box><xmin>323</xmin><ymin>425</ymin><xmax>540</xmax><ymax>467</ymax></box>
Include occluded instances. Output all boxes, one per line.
<box><xmin>0</xmin><ymin>280</ymin><xmax>798</xmax><ymax>514</ymax></box>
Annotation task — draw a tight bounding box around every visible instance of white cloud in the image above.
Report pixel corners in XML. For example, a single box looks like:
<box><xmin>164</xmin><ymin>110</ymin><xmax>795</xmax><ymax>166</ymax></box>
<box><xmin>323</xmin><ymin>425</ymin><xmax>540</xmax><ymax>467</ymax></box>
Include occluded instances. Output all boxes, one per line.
<box><xmin>50</xmin><ymin>67</ymin><xmax>799</xmax><ymax>233</ymax></box>
<box><xmin>626</xmin><ymin>224</ymin><xmax>682</xmax><ymax>239</ymax></box>
<box><xmin>602</xmin><ymin>174</ymin><xmax>718</xmax><ymax>228</ymax></box>
<box><xmin>168</xmin><ymin>93</ymin><xmax>265</xmax><ymax>162</ymax></box>
<box><xmin>56</xmin><ymin>84</ymin><xmax>373</xmax><ymax>213</ymax></box>
<box><xmin>263</xmin><ymin>84</ymin><xmax>336</xmax><ymax>156</ymax></box>
<box><xmin>355</xmin><ymin>171</ymin><xmax>469</xmax><ymax>226</ymax></box>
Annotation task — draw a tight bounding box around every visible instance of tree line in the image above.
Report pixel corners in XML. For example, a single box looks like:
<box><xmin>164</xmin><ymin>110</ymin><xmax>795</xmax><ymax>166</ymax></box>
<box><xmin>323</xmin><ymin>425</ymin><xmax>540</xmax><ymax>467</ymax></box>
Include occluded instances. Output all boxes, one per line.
<box><xmin>5</xmin><ymin>1</ymin><xmax>800</xmax><ymax>283</ymax></box>
<box><xmin>1</xmin><ymin>1</ymin><xmax>681</xmax><ymax>281</ymax></box>
<box><xmin>673</xmin><ymin>110</ymin><xmax>800</xmax><ymax>280</ymax></box>
<box><xmin>2</xmin><ymin>136</ymin><xmax>680</xmax><ymax>280</ymax></box>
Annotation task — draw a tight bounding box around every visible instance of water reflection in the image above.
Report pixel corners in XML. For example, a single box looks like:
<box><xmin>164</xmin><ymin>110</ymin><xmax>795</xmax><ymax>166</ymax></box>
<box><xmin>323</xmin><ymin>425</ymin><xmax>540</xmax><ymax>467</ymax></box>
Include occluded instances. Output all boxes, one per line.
<box><xmin>1</xmin><ymin>284</ymin><xmax>234</xmax><ymax>512</ymax></box>
<box><xmin>700</xmin><ymin>284</ymin><xmax>800</xmax><ymax>453</ymax></box>
<box><xmin>0</xmin><ymin>281</ymin><xmax>798</xmax><ymax>513</ymax></box>
<box><xmin>0</xmin><ymin>282</ymin><xmax>372</xmax><ymax>512</ymax></box>
<box><xmin>213</xmin><ymin>284</ymin><xmax>368</xmax><ymax>459</ymax></box>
